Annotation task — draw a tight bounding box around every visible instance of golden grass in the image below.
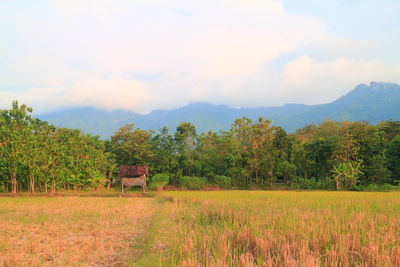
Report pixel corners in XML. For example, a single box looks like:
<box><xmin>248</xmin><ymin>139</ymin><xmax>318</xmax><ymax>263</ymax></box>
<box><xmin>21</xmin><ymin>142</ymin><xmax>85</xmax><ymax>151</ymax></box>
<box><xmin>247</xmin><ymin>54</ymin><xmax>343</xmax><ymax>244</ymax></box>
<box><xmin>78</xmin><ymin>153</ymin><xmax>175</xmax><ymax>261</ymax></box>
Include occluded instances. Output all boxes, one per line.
<box><xmin>0</xmin><ymin>197</ymin><xmax>156</xmax><ymax>267</ymax></box>
<box><xmin>161</xmin><ymin>191</ymin><xmax>400</xmax><ymax>267</ymax></box>
<box><xmin>1</xmin><ymin>192</ymin><xmax>400</xmax><ymax>267</ymax></box>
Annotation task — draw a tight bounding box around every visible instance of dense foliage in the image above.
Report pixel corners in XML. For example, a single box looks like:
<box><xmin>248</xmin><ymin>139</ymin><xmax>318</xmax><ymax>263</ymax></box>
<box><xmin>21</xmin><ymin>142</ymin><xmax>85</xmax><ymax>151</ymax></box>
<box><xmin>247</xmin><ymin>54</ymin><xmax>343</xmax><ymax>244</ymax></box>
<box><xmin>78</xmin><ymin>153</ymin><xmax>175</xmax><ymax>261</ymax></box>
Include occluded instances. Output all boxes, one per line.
<box><xmin>110</xmin><ymin>114</ymin><xmax>400</xmax><ymax>191</ymax></box>
<box><xmin>1</xmin><ymin>101</ymin><xmax>400</xmax><ymax>192</ymax></box>
<box><xmin>148</xmin><ymin>173</ymin><xmax>170</xmax><ymax>190</ymax></box>
<box><xmin>0</xmin><ymin>101</ymin><xmax>116</xmax><ymax>193</ymax></box>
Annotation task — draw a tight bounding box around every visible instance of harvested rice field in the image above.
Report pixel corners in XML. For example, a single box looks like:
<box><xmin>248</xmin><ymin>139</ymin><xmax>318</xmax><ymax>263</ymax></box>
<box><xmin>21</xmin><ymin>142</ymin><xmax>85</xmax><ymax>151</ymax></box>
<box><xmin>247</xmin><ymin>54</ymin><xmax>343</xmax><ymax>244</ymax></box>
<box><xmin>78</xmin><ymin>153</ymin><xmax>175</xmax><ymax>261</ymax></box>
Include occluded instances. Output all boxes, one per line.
<box><xmin>157</xmin><ymin>191</ymin><xmax>400</xmax><ymax>267</ymax></box>
<box><xmin>0</xmin><ymin>197</ymin><xmax>156</xmax><ymax>266</ymax></box>
<box><xmin>1</xmin><ymin>191</ymin><xmax>400</xmax><ymax>267</ymax></box>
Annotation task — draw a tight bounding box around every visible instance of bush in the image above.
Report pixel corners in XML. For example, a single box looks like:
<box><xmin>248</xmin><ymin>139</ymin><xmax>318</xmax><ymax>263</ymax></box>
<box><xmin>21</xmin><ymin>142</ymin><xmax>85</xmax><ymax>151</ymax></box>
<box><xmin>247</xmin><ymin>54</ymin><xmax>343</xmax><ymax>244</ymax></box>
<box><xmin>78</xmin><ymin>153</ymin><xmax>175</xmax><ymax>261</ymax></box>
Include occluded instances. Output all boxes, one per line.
<box><xmin>0</xmin><ymin>182</ymin><xmax>6</xmax><ymax>193</ymax></box>
<box><xmin>180</xmin><ymin>176</ymin><xmax>207</xmax><ymax>190</ymax></box>
<box><xmin>291</xmin><ymin>177</ymin><xmax>334</xmax><ymax>190</ymax></box>
<box><xmin>291</xmin><ymin>178</ymin><xmax>321</xmax><ymax>190</ymax></box>
<box><xmin>362</xmin><ymin>183</ymin><xmax>400</xmax><ymax>192</ymax></box>
<box><xmin>213</xmin><ymin>175</ymin><xmax>232</xmax><ymax>189</ymax></box>
<box><xmin>149</xmin><ymin>173</ymin><xmax>170</xmax><ymax>191</ymax></box>
<box><xmin>349</xmin><ymin>185</ymin><xmax>363</xmax><ymax>191</ymax></box>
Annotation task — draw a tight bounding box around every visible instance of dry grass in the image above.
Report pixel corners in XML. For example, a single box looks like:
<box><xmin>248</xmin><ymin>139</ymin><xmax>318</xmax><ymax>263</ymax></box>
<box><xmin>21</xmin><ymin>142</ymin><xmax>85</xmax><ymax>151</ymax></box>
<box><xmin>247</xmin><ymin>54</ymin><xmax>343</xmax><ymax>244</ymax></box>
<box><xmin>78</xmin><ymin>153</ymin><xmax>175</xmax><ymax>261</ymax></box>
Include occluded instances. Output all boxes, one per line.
<box><xmin>0</xmin><ymin>197</ymin><xmax>156</xmax><ymax>267</ymax></box>
<box><xmin>162</xmin><ymin>191</ymin><xmax>400</xmax><ymax>267</ymax></box>
<box><xmin>2</xmin><ymin>192</ymin><xmax>400</xmax><ymax>267</ymax></box>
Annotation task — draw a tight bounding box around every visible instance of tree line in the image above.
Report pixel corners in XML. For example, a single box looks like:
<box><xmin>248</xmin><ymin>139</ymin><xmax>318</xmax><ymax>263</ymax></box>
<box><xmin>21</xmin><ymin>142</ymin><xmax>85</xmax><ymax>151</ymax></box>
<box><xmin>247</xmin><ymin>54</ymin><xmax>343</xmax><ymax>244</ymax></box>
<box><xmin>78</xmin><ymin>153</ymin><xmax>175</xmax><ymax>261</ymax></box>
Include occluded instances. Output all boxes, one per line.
<box><xmin>1</xmin><ymin>101</ymin><xmax>400</xmax><ymax>192</ymax></box>
<box><xmin>0</xmin><ymin>101</ymin><xmax>115</xmax><ymax>193</ymax></box>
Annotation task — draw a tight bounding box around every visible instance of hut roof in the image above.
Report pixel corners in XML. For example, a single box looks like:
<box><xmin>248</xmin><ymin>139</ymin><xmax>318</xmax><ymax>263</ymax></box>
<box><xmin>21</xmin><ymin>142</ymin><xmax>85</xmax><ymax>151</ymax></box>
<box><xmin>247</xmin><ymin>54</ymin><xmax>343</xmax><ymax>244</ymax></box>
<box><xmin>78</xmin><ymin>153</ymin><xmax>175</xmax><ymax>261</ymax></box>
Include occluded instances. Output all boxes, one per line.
<box><xmin>118</xmin><ymin>165</ymin><xmax>149</xmax><ymax>177</ymax></box>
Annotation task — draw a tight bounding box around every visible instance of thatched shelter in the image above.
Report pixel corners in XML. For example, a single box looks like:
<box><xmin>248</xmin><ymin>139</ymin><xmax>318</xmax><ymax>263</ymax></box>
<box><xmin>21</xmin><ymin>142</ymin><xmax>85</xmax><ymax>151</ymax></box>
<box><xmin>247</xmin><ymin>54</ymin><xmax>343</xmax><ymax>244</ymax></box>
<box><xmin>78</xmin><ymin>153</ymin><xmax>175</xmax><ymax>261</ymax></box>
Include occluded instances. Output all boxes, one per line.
<box><xmin>118</xmin><ymin>165</ymin><xmax>149</xmax><ymax>192</ymax></box>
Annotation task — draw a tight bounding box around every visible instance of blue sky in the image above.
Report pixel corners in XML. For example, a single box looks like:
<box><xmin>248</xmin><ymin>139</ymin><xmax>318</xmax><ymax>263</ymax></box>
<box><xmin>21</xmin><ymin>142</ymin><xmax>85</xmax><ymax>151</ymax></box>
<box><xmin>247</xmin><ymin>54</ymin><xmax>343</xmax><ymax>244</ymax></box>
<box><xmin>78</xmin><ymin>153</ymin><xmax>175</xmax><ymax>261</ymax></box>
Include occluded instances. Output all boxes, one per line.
<box><xmin>0</xmin><ymin>0</ymin><xmax>399</xmax><ymax>113</ymax></box>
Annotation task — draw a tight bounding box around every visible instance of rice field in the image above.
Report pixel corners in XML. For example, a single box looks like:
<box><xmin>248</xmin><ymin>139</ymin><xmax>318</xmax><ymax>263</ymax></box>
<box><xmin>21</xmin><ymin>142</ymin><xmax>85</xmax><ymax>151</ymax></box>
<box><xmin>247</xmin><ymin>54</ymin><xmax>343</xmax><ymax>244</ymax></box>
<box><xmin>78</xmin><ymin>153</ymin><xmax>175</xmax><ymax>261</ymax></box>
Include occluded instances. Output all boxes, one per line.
<box><xmin>1</xmin><ymin>192</ymin><xmax>400</xmax><ymax>267</ymax></box>
<box><xmin>159</xmin><ymin>191</ymin><xmax>400</xmax><ymax>267</ymax></box>
<box><xmin>0</xmin><ymin>197</ymin><xmax>156</xmax><ymax>266</ymax></box>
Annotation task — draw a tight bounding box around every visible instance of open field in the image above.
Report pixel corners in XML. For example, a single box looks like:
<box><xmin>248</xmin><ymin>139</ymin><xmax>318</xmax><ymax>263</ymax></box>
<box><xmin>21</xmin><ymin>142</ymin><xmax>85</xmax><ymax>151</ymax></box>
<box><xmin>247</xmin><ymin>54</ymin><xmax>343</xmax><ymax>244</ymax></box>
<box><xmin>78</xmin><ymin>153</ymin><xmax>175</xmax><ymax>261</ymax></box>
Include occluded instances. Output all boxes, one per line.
<box><xmin>157</xmin><ymin>191</ymin><xmax>400</xmax><ymax>267</ymax></box>
<box><xmin>0</xmin><ymin>197</ymin><xmax>156</xmax><ymax>266</ymax></box>
<box><xmin>1</xmin><ymin>191</ymin><xmax>400</xmax><ymax>267</ymax></box>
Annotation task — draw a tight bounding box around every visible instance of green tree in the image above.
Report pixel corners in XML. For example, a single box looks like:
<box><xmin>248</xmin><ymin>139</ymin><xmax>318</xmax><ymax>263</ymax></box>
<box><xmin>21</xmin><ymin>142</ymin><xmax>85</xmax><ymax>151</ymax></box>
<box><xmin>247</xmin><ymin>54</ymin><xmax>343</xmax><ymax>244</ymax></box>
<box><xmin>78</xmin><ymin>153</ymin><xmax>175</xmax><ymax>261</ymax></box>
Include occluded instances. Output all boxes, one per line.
<box><xmin>0</xmin><ymin>101</ymin><xmax>32</xmax><ymax>193</ymax></box>
<box><xmin>230</xmin><ymin>118</ymin><xmax>253</xmax><ymax>186</ymax></box>
<box><xmin>175</xmin><ymin>122</ymin><xmax>197</xmax><ymax>176</ymax></box>
<box><xmin>331</xmin><ymin>162</ymin><xmax>363</xmax><ymax>190</ymax></box>
<box><xmin>111</xmin><ymin>124</ymin><xmax>155</xmax><ymax>166</ymax></box>
<box><xmin>386</xmin><ymin>135</ymin><xmax>400</xmax><ymax>184</ymax></box>
<box><xmin>152</xmin><ymin>127</ymin><xmax>178</xmax><ymax>174</ymax></box>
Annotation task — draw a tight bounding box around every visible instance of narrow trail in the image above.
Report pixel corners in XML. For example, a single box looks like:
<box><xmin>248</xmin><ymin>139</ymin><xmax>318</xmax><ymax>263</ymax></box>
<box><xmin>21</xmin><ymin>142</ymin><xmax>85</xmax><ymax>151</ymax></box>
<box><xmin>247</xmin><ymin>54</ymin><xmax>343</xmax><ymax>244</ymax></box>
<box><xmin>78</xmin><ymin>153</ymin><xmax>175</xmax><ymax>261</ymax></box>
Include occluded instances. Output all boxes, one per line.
<box><xmin>127</xmin><ymin>196</ymin><xmax>176</xmax><ymax>267</ymax></box>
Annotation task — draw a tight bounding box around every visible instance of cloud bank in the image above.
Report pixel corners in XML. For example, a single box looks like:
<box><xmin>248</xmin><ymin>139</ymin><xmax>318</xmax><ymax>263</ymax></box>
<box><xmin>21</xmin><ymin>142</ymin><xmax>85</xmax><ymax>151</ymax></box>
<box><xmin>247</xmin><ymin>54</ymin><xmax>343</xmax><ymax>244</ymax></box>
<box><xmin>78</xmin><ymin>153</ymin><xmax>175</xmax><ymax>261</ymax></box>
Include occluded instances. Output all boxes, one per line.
<box><xmin>0</xmin><ymin>0</ymin><xmax>399</xmax><ymax>114</ymax></box>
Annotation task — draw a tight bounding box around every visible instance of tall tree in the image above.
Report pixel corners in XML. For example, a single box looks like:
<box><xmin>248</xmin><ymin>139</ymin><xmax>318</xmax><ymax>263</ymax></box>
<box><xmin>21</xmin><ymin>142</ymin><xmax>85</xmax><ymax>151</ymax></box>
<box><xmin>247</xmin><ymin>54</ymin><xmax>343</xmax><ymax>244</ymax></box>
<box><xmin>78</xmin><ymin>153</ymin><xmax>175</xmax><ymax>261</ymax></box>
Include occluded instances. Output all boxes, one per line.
<box><xmin>386</xmin><ymin>135</ymin><xmax>400</xmax><ymax>184</ymax></box>
<box><xmin>152</xmin><ymin>127</ymin><xmax>178</xmax><ymax>174</ymax></box>
<box><xmin>175</xmin><ymin>122</ymin><xmax>197</xmax><ymax>176</ymax></box>
<box><xmin>111</xmin><ymin>124</ymin><xmax>155</xmax><ymax>167</ymax></box>
<box><xmin>0</xmin><ymin>101</ymin><xmax>32</xmax><ymax>193</ymax></box>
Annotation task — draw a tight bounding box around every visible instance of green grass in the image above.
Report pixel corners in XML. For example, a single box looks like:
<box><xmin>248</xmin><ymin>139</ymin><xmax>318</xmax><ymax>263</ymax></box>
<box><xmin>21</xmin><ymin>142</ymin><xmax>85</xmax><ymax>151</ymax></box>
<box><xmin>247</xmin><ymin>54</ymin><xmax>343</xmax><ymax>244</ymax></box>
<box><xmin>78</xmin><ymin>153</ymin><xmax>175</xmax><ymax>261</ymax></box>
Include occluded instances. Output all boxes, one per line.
<box><xmin>128</xmin><ymin>196</ymin><xmax>177</xmax><ymax>267</ymax></box>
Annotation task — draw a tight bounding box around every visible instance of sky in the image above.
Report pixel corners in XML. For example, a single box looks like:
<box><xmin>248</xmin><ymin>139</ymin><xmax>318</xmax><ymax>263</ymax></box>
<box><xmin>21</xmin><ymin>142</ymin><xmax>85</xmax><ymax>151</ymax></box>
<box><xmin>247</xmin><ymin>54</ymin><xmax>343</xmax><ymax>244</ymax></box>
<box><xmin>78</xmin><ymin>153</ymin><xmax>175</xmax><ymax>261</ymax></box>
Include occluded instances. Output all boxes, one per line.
<box><xmin>0</xmin><ymin>0</ymin><xmax>399</xmax><ymax>114</ymax></box>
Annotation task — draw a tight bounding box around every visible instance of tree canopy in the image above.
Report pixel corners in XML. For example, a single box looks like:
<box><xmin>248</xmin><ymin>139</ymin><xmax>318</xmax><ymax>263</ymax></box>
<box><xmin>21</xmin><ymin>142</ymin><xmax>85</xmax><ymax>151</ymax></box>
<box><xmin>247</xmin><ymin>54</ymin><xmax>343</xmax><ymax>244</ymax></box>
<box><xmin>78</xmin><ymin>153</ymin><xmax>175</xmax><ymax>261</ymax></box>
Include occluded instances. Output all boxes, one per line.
<box><xmin>1</xmin><ymin>101</ymin><xmax>399</xmax><ymax>192</ymax></box>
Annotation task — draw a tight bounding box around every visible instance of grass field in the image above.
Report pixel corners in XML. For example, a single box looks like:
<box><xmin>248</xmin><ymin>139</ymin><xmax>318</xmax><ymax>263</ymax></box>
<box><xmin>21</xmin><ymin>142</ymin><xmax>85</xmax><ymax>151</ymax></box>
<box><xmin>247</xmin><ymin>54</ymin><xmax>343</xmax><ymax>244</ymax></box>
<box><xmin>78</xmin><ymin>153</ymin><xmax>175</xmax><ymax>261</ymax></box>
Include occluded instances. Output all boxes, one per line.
<box><xmin>1</xmin><ymin>191</ymin><xmax>400</xmax><ymax>266</ymax></box>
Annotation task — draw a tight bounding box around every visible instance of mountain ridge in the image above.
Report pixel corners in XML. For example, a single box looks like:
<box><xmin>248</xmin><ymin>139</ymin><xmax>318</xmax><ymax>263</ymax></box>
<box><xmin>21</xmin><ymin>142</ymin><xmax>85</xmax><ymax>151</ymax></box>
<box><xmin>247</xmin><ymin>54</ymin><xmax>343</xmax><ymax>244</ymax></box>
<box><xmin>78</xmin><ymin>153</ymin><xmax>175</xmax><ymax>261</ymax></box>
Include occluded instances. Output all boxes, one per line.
<box><xmin>37</xmin><ymin>82</ymin><xmax>400</xmax><ymax>138</ymax></box>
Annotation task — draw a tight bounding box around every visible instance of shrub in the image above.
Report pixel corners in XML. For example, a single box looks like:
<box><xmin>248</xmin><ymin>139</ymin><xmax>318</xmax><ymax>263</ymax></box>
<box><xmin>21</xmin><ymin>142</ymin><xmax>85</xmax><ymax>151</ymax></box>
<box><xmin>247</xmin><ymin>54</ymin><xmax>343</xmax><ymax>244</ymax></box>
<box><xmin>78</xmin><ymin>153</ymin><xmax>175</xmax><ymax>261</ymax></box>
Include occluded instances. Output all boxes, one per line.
<box><xmin>349</xmin><ymin>185</ymin><xmax>363</xmax><ymax>191</ymax></box>
<box><xmin>0</xmin><ymin>182</ymin><xmax>6</xmax><ymax>193</ymax></box>
<box><xmin>149</xmin><ymin>173</ymin><xmax>170</xmax><ymax>191</ymax></box>
<box><xmin>362</xmin><ymin>183</ymin><xmax>400</xmax><ymax>192</ymax></box>
<box><xmin>291</xmin><ymin>177</ymin><xmax>334</xmax><ymax>190</ymax></box>
<box><xmin>213</xmin><ymin>175</ymin><xmax>232</xmax><ymax>189</ymax></box>
<box><xmin>180</xmin><ymin>176</ymin><xmax>207</xmax><ymax>190</ymax></box>
<box><xmin>291</xmin><ymin>178</ymin><xmax>321</xmax><ymax>190</ymax></box>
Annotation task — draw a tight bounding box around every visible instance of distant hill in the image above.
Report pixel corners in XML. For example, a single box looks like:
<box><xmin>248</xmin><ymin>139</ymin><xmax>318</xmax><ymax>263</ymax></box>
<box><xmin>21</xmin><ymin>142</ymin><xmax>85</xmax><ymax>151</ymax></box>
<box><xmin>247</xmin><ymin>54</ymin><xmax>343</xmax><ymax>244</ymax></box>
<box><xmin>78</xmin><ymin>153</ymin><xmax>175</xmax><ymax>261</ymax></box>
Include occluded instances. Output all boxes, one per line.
<box><xmin>38</xmin><ymin>82</ymin><xmax>400</xmax><ymax>139</ymax></box>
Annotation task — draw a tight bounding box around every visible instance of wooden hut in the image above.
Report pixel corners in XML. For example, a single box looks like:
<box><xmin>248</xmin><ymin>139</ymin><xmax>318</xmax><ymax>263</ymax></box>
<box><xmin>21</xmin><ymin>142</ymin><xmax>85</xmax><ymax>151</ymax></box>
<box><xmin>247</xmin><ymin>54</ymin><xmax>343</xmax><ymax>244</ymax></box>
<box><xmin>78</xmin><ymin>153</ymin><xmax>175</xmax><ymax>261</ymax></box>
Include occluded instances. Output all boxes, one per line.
<box><xmin>118</xmin><ymin>165</ymin><xmax>149</xmax><ymax>193</ymax></box>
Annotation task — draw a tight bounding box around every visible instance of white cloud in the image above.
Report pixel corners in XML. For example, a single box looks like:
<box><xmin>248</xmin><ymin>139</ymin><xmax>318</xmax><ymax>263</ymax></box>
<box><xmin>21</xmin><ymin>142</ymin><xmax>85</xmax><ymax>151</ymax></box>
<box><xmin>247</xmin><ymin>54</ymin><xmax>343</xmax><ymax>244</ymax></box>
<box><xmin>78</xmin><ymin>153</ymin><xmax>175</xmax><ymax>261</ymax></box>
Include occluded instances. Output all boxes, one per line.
<box><xmin>66</xmin><ymin>79</ymin><xmax>153</xmax><ymax>112</ymax></box>
<box><xmin>205</xmin><ymin>56</ymin><xmax>400</xmax><ymax>107</ymax></box>
<box><xmin>0</xmin><ymin>0</ymin><xmax>399</xmax><ymax>114</ymax></box>
<box><xmin>279</xmin><ymin>56</ymin><xmax>400</xmax><ymax>104</ymax></box>
<box><xmin>0</xmin><ymin>78</ymin><xmax>152</xmax><ymax>113</ymax></box>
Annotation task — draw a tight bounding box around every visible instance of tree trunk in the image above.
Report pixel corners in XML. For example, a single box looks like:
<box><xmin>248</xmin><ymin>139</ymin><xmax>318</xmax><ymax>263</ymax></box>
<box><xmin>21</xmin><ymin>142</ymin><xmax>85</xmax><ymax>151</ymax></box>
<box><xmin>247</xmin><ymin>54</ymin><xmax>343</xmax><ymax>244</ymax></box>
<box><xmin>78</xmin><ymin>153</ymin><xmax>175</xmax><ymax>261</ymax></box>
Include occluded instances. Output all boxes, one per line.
<box><xmin>335</xmin><ymin>177</ymin><xmax>341</xmax><ymax>191</ymax></box>
<box><xmin>107</xmin><ymin>170</ymin><xmax>112</xmax><ymax>189</ymax></box>
<box><xmin>51</xmin><ymin>180</ymin><xmax>56</xmax><ymax>193</ymax></box>
<box><xmin>11</xmin><ymin>172</ymin><xmax>17</xmax><ymax>194</ymax></box>
<box><xmin>255</xmin><ymin>170</ymin><xmax>259</xmax><ymax>184</ymax></box>
<box><xmin>269</xmin><ymin>171</ymin><xmax>273</xmax><ymax>188</ymax></box>
<box><xmin>29</xmin><ymin>172</ymin><xmax>35</xmax><ymax>193</ymax></box>
<box><xmin>96</xmin><ymin>184</ymin><xmax>102</xmax><ymax>191</ymax></box>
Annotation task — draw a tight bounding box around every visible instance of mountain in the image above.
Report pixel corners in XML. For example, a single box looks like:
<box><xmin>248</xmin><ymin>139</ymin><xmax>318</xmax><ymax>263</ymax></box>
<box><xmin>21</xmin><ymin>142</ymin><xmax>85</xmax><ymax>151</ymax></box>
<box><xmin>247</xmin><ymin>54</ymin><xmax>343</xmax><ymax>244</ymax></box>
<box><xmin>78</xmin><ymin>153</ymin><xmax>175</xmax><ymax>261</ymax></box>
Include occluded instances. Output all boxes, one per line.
<box><xmin>38</xmin><ymin>107</ymin><xmax>140</xmax><ymax>138</ymax></box>
<box><xmin>38</xmin><ymin>82</ymin><xmax>400</xmax><ymax>139</ymax></box>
